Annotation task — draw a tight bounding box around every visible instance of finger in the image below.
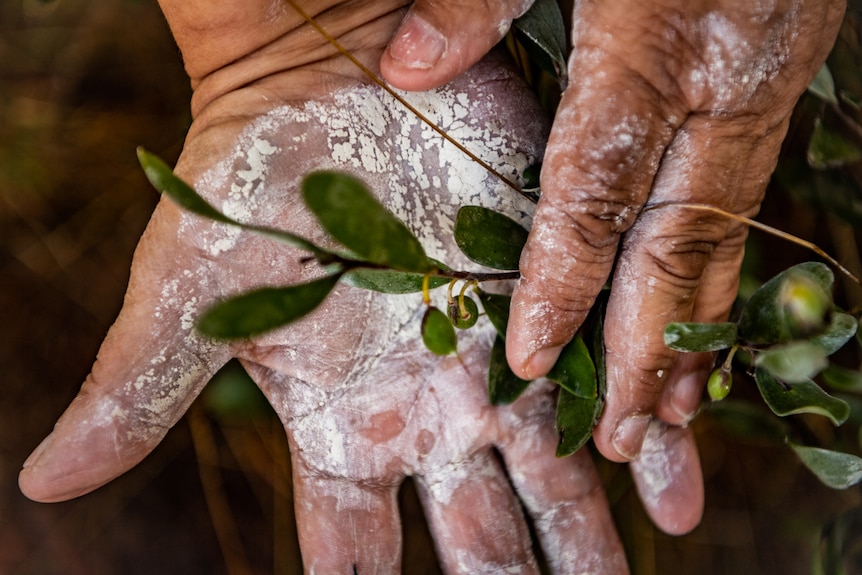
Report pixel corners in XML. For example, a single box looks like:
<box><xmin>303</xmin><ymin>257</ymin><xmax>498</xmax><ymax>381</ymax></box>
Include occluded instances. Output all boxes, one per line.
<box><xmin>656</xmin><ymin>237</ymin><xmax>747</xmax><ymax>426</ymax></box>
<box><xmin>19</xmin><ymin>201</ymin><xmax>231</xmax><ymax>502</ymax></box>
<box><xmin>506</xmin><ymin>0</ymin><xmax>689</xmax><ymax>380</ymax></box>
<box><xmin>629</xmin><ymin>420</ymin><xmax>703</xmax><ymax>535</ymax></box>
<box><xmin>380</xmin><ymin>0</ymin><xmax>534</xmax><ymax>91</ymax></box>
<box><xmin>415</xmin><ymin>450</ymin><xmax>540</xmax><ymax>574</ymax></box>
<box><xmin>592</xmin><ymin>114</ymin><xmax>783</xmax><ymax>463</ymax></box>
<box><xmin>497</xmin><ymin>382</ymin><xmax>629</xmax><ymax>574</ymax></box>
<box><xmin>292</xmin><ymin>458</ymin><xmax>402</xmax><ymax>574</ymax></box>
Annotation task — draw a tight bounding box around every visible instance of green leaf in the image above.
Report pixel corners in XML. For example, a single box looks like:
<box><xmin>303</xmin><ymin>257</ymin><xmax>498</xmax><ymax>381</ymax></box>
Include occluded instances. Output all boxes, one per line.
<box><xmin>555</xmin><ymin>387</ymin><xmax>603</xmax><ymax>457</ymax></box>
<box><xmin>476</xmin><ymin>290</ymin><xmax>511</xmax><ymax>339</ymax></box>
<box><xmin>663</xmin><ymin>322</ymin><xmax>737</xmax><ymax>352</ymax></box>
<box><xmin>808</xmin><ymin>118</ymin><xmax>862</xmax><ymax>170</ymax></box>
<box><xmin>737</xmin><ymin>262</ymin><xmax>834</xmax><ymax>345</ymax></box>
<box><xmin>707</xmin><ymin>400</ymin><xmax>789</xmax><ymax>445</ymax></box>
<box><xmin>342</xmin><ymin>269</ymin><xmax>448</xmax><ymax>294</ymax></box>
<box><xmin>488</xmin><ymin>335</ymin><xmax>532</xmax><ymax>405</ymax></box>
<box><xmin>522</xmin><ymin>163</ymin><xmax>542</xmax><ymax>190</ymax></box>
<box><xmin>555</xmin><ymin>293</ymin><xmax>608</xmax><ymax>458</ymax></box>
<box><xmin>198</xmin><ymin>273</ymin><xmax>343</xmax><ymax>339</ymax></box>
<box><xmin>454</xmin><ymin>206</ymin><xmax>528</xmax><ymax>270</ymax></box>
<box><xmin>302</xmin><ymin>171</ymin><xmax>432</xmax><ymax>272</ymax></box>
<box><xmin>808</xmin><ymin>64</ymin><xmax>839</xmax><ymax>105</ymax></box>
<box><xmin>790</xmin><ymin>444</ymin><xmax>862</xmax><ymax>489</ymax></box>
<box><xmin>811</xmin><ymin>312</ymin><xmax>859</xmax><ymax>355</ymax></box>
<box><xmin>137</xmin><ymin>148</ymin><xmax>324</xmax><ymax>256</ymax></box>
<box><xmin>449</xmin><ymin>296</ymin><xmax>480</xmax><ymax>329</ymax></box>
<box><xmin>822</xmin><ymin>364</ymin><xmax>862</xmax><ymax>393</ymax></box>
<box><xmin>755</xmin><ymin>368</ymin><xmax>850</xmax><ymax>426</ymax></box>
<box><xmin>421</xmin><ymin>306</ymin><xmax>457</xmax><ymax>356</ymax></box>
<box><xmin>546</xmin><ymin>335</ymin><xmax>597</xmax><ymax>399</ymax></box>
<box><xmin>755</xmin><ymin>341</ymin><xmax>829</xmax><ymax>383</ymax></box>
<box><xmin>512</xmin><ymin>0</ymin><xmax>568</xmax><ymax>86</ymax></box>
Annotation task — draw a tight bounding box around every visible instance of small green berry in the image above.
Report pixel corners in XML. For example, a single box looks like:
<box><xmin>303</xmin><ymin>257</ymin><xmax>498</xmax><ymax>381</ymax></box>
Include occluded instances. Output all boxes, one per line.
<box><xmin>780</xmin><ymin>273</ymin><xmax>830</xmax><ymax>338</ymax></box>
<box><xmin>707</xmin><ymin>368</ymin><xmax>732</xmax><ymax>401</ymax></box>
<box><xmin>449</xmin><ymin>296</ymin><xmax>479</xmax><ymax>329</ymax></box>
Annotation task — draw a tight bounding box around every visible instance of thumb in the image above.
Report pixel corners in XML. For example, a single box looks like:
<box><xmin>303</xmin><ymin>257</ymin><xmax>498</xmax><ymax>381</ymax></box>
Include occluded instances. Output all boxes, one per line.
<box><xmin>19</xmin><ymin>201</ymin><xmax>231</xmax><ymax>502</ymax></box>
<box><xmin>380</xmin><ymin>0</ymin><xmax>534</xmax><ymax>91</ymax></box>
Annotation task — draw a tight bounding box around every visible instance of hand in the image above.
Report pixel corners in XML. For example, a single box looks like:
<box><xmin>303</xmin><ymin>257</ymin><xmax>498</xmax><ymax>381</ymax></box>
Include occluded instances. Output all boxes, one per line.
<box><xmin>19</xmin><ymin>2</ymin><xmax>631</xmax><ymax>572</ymax></box>
<box><xmin>381</xmin><ymin>0</ymin><xmax>845</xmax><ymax>534</ymax></box>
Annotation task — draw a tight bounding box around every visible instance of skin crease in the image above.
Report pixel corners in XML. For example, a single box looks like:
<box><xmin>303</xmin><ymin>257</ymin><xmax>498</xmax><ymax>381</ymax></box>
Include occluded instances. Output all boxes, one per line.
<box><xmin>381</xmin><ymin>0</ymin><xmax>845</xmax><ymax>526</ymax></box>
<box><xmin>17</xmin><ymin>2</ymin><xmax>635</xmax><ymax>574</ymax></box>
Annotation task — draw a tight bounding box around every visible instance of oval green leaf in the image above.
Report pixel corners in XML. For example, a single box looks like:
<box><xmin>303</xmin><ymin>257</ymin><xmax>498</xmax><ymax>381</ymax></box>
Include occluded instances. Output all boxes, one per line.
<box><xmin>807</xmin><ymin>64</ymin><xmax>839</xmax><ymax>105</ymax></box>
<box><xmin>737</xmin><ymin>262</ymin><xmax>834</xmax><ymax>345</ymax></box>
<box><xmin>512</xmin><ymin>0</ymin><xmax>568</xmax><ymax>86</ymax></box>
<box><xmin>342</xmin><ymin>269</ymin><xmax>448</xmax><ymax>294</ymax></box>
<box><xmin>488</xmin><ymin>335</ymin><xmax>532</xmax><ymax>405</ymax></box>
<box><xmin>707</xmin><ymin>400</ymin><xmax>789</xmax><ymax>445</ymax></box>
<box><xmin>755</xmin><ymin>341</ymin><xmax>829</xmax><ymax>383</ymax></box>
<box><xmin>302</xmin><ymin>171</ymin><xmax>431</xmax><ymax>272</ymax></box>
<box><xmin>822</xmin><ymin>364</ymin><xmax>862</xmax><ymax>393</ymax></box>
<box><xmin>476</xmin><ymin>290</ymin><xmax>511</xmax><ymax>339</ymax></box>
<box><xmin>790</xmin><ymin>444</ymin><xmax>862</xmax><ymax>489</ymax></box>
<box><xmin>664</xmin><ymin>321</ymin><xmax>737</xmax><ymax>352</ymax></box>
<box><xmin>811</xmin><ymin>312</ymin><xmax>858</xmax><ymax>355</ymax></box>
<box><xmin>555</xmin><ymin>387</ymin><xmax>603</xmax><ymax>457</ymax></box>
<box><xmin>421</xmin><ymin>306</ymin><xmax>457</xmax><ymax>356</ymax></box>
<box><xmin>755</xmin><ymin>368</ymin><xmax>850</xmax><ymax>426</ymax></box>
<box><xmin>197</xmin><ymin>273</ymin><xmax>343</xmax><ymax>339</ymax></box>
<box><xmin>546</xmin><ymin>335</ymin><xmax>597</xmax><ymax>399</ymax></box>
<box><xmin>454</xmin><ymin>206</ymin><xmax>528</xmax><ymax>270</ymax></box>
<box><xmin>138</xmin><ymin>148</ymin><xmax>324</xmax><ymax>256</ymax></box>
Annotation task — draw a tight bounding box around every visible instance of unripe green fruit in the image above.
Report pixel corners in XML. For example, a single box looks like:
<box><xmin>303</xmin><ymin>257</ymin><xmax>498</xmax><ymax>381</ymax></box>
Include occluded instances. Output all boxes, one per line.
<box><xmin>707</xmin><ymin>368</ymin><xmax>732</xmax><ymax>401</ymax></box>
<box><xmin>449</xmin><ymin>296</ymin><xmax>479</xmax><ymax>329</ymax></box>
<box><xmin>780</xmin><ymin>273</ymin><xmax>830</xmax><ymax>338</ymax></box>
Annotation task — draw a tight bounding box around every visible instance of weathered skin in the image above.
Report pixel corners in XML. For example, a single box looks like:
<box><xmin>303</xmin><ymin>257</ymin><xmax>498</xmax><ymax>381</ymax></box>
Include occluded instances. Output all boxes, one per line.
<box><xmin>18</xmin><ymin>2</ymin><xmax>634</xmax><ymax>573</ymax></box>
<box><xmin>382</xmin><ymin>0</ymin><xmax>845</xmax><ymax>528</ymax></box>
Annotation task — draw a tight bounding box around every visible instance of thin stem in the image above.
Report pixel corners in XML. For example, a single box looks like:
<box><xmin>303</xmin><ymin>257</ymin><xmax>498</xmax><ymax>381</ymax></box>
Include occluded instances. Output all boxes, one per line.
<box><xmin>458</xmin><ymin>280</ymin><xmax>477</xmax><ymax>319</ymax></box>
<box><xmin>422</xmin><ymin>273</ymin><xmax>431</xmax><ymax>305</ymax></box>
<box><xmin>644</xmin><ymin>201</ymin><xmax>862</xmax><ymax>287</ymax></box>
<box><xmin>283</xmin><ymin>0</ymin><xmax>532</xmax><ymax>202</ymax></box>
<box><xmin>722</xmin><ymin>344</ymin><xmax>738</xmax><ymax>372</ymax></box>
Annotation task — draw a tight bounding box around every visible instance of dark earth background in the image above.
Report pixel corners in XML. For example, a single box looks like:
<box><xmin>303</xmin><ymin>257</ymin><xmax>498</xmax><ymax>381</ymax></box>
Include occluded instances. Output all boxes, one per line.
<box><xmin>2</xmin><ymin>1</ymin><xmax>862</xmax><ymax>574</ymax></box>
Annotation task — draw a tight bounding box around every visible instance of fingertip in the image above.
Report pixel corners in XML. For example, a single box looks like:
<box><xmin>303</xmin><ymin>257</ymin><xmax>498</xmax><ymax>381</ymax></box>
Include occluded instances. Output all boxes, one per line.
<box><xmin>506</xmin><ymin>340</ymin><xmax>562</xmax><ymax>381</ymax></box>
<box><xmin>19</xmin><ymin>432</ymin><xmax>116</xmax><ymax>503</ymax></box>
<box><xmin>630</xmin><ymin>421</ymin><xmax>704</xmax><ymax>536</ymax></box>
<box><xmin>380</xmin><ymin>11</ymin><xmax>456</xmax><ymax>91</ymax></box>
<box><xmin>385</xmin><ymin>12</ymin><xmax>447</xmax><ymax>72</ymax></box>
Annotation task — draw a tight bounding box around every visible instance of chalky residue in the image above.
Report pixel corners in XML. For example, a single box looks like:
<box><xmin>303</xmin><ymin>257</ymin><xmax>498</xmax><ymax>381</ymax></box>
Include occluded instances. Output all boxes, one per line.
<box><xmin>630</xmin><ymin>420</ymin><xmax>680</xmax><ymax>509</ymax></box>
<box><xmin>147</xmin><ymin>63</ymin><xmax>551</xmax><ymax>571</ymax></box>
<box><xmin>688</xmin><ymin>7</ymin><xmax>799</xmax><ymax>112</ymax></box>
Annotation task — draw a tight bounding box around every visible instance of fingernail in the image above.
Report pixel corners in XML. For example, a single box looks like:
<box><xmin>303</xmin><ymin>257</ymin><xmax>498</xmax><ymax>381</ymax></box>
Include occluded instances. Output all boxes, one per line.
<box><xmin>388</xmin><ymin>13</ymin><xmax>447</xmax><ymax>70</ymax></box>
<box><xmin>526</xmin><ymin>346</ymin><xmax>563</xmax><ymax>379</ymax></box>
<box><xmin>612</xmin><ymin>414</ymin><xmax>651</xmax><ymax>460</ymax></box>
<box><xmin>670</xmin><ymin>373</ymin><xmax>704</xmax><ymax>424</ymax></box>
<box><xmin>22</xmin><ymin>433</ymin><xmax>52</xmax><ymax>469</ymax></box>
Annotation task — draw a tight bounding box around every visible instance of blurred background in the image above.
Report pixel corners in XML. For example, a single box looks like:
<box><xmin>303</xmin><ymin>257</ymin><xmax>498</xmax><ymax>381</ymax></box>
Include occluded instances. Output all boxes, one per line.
<box><xmin>1</xmin><ymin>1</ymin><xmax>861</xmax><ymax>573</ymax></box>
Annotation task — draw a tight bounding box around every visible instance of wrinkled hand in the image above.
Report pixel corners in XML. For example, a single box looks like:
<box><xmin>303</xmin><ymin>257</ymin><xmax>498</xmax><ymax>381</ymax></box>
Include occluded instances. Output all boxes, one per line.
<box><xmin>18</xmin><ymin>2</ymin><xmax>633</xmax><ymax>572</ymax></box>
<box><xmin>382</xmin><ymin>0</ymin><xmax>845</xmax><ymax>532</ymax></box>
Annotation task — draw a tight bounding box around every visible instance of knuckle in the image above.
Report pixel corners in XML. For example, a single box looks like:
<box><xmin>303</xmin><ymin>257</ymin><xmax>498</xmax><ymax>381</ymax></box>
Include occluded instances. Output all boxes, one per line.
<box><xmin>635</xmin><ymin>211</ymin><xmax>729</xmax><ymax>290</ymax></box>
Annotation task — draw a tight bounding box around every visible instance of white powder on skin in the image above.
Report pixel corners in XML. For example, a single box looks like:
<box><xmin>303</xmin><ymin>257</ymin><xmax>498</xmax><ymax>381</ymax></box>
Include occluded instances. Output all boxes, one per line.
<box><xmin>630</xmin><ymin>420</ymin><xmax>680</xmax><ymax>510</ymax></box>
<box><xmin>72</xmin><ymin>56</ymin><xmax>623</xmax><ymax>571</ymax></box>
